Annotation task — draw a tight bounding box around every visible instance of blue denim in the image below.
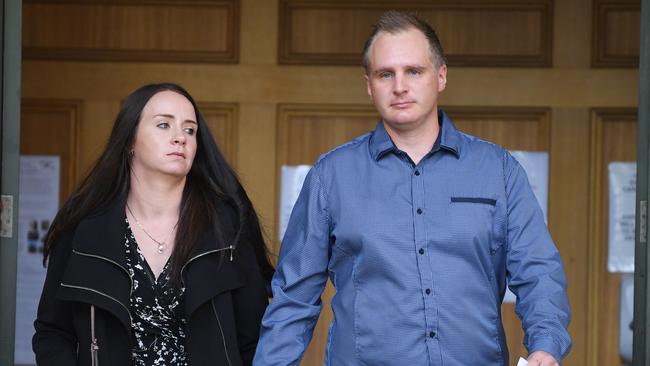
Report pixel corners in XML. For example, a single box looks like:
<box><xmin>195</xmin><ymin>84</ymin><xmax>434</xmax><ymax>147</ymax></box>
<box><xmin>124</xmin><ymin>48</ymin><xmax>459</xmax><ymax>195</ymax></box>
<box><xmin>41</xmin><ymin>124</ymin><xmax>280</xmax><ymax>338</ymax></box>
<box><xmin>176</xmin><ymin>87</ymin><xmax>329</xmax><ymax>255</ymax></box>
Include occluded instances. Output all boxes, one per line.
<box><xmin>254</xmin><ymin>111</ymin><xmax>571</xmax><ymax>366</ymax></box>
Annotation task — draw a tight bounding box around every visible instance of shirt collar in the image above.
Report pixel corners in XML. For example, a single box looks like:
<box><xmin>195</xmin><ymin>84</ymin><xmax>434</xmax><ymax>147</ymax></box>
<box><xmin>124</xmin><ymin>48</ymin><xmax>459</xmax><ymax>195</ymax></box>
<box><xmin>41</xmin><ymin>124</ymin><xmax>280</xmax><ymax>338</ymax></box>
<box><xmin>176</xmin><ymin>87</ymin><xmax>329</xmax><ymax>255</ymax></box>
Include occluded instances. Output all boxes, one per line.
<box><xmin>369</xmin><ymin>109</ymin><xmax>462</xmax><ymax>161</ymax></box>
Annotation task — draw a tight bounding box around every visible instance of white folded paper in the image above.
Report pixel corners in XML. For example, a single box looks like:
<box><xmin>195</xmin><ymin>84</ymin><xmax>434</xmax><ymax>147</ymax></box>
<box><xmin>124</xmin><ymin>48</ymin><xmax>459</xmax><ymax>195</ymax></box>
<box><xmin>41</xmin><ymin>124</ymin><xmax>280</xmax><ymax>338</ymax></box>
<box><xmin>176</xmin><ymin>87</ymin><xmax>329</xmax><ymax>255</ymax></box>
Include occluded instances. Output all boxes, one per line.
<box><xmin>517</xmin><ymin>357</ymin><xmax>528</xmax><ymax>366</ymax></box>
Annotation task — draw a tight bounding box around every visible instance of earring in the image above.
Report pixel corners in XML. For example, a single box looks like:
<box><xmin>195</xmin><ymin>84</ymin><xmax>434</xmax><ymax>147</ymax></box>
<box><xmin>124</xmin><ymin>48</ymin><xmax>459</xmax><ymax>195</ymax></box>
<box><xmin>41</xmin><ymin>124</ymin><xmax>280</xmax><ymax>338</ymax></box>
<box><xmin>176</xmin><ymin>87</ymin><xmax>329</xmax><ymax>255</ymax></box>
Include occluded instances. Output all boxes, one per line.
<box><xmin>128</xmin><ymin>150</ymin><xmax>134</xmax><ymax>158</ymax></box>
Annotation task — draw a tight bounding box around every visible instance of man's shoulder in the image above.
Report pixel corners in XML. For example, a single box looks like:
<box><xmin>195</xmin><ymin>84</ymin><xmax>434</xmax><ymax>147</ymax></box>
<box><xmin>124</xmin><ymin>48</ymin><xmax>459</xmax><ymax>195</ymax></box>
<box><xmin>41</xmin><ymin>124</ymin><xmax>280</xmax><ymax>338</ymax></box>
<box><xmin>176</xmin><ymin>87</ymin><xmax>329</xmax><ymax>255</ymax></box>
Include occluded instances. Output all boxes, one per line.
<box><xmin>313</xmin><ymin>131</ymin><xmax>373</xmax><ymax>167</ymax></box>
<box><xmin>455</xmin><ymin>129</ymin><xmax>509</xmax><ymax>159</ymax></box>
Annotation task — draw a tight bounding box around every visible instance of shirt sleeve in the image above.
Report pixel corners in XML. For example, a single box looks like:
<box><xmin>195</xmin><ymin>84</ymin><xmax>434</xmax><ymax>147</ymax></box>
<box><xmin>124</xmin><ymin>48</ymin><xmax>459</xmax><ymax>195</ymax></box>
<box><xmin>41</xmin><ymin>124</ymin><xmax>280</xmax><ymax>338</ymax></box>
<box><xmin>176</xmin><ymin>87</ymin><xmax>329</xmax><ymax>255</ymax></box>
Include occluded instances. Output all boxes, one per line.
<box><xmin>253</xmin><ymin>164</ymin><xmax>331</xmax><ymax>366</ymax></box>
<box><xmin>503</xmin><ymin>152</ymin><xmax>572</xmax><ymax>362</ymax></box>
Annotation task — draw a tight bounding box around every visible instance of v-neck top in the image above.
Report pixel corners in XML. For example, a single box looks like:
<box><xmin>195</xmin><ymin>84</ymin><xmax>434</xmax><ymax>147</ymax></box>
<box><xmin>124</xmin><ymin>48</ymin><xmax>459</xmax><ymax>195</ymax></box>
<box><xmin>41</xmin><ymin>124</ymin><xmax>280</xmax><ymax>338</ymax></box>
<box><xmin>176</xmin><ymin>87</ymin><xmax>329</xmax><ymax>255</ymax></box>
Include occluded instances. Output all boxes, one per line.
<box><xmin>124</xmin><ymin>218</ymin><xmax>188</xmax><ymax>366</ymax></box>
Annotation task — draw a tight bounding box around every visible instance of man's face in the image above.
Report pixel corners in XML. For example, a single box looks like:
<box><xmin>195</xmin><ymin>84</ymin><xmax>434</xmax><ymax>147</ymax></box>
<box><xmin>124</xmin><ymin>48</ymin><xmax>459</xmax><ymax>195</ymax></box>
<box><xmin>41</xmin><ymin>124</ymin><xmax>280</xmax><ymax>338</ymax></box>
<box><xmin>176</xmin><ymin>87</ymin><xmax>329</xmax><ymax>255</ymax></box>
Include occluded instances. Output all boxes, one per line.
<box><xmin>365</xmin><ymin>28</ymin><xmax>447</xmax><ymax>133</ymax></box>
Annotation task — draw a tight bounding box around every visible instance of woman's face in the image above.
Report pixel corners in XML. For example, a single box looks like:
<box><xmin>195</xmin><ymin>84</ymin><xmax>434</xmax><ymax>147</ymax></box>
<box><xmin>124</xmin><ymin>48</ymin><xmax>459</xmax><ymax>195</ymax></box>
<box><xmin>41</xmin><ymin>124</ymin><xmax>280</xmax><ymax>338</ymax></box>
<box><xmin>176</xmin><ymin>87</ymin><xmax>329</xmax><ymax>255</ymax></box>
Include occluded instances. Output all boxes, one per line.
<box><xmin>130</xmin><ymin>90</ymin><xmax>198</xmax><ymax>180</ymax></box>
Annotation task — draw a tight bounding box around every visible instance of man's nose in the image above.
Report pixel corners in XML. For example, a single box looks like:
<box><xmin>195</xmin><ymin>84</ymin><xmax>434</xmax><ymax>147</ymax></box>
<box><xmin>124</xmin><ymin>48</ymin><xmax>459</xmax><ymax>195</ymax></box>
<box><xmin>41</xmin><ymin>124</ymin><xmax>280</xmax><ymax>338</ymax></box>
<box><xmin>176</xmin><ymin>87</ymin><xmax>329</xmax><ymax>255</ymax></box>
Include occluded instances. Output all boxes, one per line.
<box><xmin>393</xmin><ymin>74</ymin><xmax>407</xmax><ymax>95</ymax></box>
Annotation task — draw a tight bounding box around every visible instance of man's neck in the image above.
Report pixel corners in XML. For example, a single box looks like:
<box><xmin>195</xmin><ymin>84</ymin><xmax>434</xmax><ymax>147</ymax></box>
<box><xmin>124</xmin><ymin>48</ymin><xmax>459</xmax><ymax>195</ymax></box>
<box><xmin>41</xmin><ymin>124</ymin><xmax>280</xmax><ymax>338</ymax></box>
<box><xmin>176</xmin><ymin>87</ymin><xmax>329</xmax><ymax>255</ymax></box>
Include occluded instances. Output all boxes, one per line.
<box><xmin>384</xmin><ymin>115</ymin><xmax>440</xmax><ymax>165</ymax></box>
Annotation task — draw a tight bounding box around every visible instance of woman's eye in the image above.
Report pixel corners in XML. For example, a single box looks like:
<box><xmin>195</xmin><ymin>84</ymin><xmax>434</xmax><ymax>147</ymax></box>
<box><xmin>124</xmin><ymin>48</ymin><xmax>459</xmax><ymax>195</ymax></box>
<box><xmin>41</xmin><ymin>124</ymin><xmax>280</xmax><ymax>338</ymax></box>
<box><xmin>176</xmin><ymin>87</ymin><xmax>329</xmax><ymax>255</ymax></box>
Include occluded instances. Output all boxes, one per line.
<box><xmin>184</xmin><ymin>127</ymin><xmax>195</xmax><ymax>135</ymax></box>
<box><xmin>156</xmin><ymin>122</ymin><xmax>170</xmax><ymax>129</ymax></box>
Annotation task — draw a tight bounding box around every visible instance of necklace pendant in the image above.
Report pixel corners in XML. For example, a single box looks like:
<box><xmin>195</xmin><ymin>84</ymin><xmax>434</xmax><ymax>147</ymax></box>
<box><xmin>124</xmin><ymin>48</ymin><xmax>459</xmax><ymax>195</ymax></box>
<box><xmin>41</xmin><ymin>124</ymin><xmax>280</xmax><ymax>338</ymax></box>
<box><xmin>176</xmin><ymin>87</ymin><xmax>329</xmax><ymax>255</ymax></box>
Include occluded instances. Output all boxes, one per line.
<box><xmin>157</xmin><ymin>243</ymin><xmax>165</xmax><ymax>254</ymax></box>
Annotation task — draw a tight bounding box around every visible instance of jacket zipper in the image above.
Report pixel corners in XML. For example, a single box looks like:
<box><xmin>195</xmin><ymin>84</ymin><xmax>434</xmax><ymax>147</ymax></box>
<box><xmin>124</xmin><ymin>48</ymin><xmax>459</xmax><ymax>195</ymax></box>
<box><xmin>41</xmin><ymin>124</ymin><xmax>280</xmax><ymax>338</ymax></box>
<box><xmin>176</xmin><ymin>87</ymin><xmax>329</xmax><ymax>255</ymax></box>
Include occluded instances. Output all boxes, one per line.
<box><xmin>71</xmin><ymin>249</ymin><xmax>134</xmax><ymax>295</ymax></box>
<box><xmin>71</xmin><ymin>249</ymin><xmax>135</xmax><ymax>365</ymax></box>
<box><xmin>211</xmin><ymin>299</ymin><xmax>233</xmax><ymax>366</ymax></box>
<box><xmin>90</xmin><ymin>305</ymin><xmax>99</xmax><ymax>366</ymax></box>
<box><xmin>60</xmin><ymin>283</ymin><xmax>133</xmax><ymax>322</ymax></box>
<box><xmin>182</xmin><ymin>245</ymin><xmax>235</xmax><ymax>365</ymax></box>
<box><xmin>60</xmin><ymin>283</ymin><xmax>132</xmax><ymax>366</ymax></box>
<box><xmin>180</xmin><ymin>245</ymin><xmax>235</xmax><ymax>288</ymax></box>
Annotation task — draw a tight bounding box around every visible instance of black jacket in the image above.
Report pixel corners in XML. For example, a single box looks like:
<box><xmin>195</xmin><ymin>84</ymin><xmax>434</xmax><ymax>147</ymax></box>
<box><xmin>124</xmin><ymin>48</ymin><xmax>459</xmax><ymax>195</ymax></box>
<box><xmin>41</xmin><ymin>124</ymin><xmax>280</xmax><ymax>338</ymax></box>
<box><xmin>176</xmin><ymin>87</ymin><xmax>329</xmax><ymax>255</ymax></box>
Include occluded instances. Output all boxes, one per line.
<box><xmin>33</xmin><ymin>200</ymin><xmax>269</xmax><ymax>366</ymax></box>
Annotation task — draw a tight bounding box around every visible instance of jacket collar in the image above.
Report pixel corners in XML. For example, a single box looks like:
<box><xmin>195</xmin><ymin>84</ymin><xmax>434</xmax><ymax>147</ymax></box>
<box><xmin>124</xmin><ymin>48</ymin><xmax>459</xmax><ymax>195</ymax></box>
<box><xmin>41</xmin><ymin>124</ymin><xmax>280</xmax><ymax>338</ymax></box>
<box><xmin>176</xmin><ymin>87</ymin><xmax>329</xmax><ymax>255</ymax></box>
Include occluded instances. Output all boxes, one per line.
<box><xmin>368</xmin><ymin>108</ymin><xmax>462</xmax><ymax>161</ymax></box>
<box><xmin>71</xmin><ymin>197</ymin><xmax>228</xmax><ymax>261</ymax></box>
<box><xmin>71</xmin><ymin>197</ymin><xmax>129</xmax><ymax>267</ymax></box>
<box><xmin>67</xmin><ymin>197</ymin><xmax>246</xmax><ymax>319</ymax></box>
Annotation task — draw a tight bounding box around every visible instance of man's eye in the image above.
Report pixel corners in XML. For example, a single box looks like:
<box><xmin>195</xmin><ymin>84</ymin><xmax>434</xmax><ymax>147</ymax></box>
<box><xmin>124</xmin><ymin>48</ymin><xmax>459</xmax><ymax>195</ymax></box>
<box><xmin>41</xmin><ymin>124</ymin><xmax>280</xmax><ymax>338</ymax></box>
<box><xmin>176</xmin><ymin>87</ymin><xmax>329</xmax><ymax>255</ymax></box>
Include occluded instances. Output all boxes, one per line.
<box><xmin>378</xmin><ymin>72</ymin><xmax>392</xmax><ymax>79</ymax></box>
<box><xmin>407</xmin><ymin>69</ymin><xmax>421</xmax><ymax>76</ymax></box>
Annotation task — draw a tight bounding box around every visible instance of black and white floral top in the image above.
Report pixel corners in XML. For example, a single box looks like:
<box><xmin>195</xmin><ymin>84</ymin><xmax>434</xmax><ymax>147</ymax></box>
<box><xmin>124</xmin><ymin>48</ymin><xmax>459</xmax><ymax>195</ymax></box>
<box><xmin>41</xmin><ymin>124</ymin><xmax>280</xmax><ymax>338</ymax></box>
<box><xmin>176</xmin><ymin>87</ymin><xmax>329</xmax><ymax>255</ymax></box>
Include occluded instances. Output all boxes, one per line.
<box><xmin>124</xmin><ymin>219</ymin><xmax>188</xmax><ymax>366</ymax></box>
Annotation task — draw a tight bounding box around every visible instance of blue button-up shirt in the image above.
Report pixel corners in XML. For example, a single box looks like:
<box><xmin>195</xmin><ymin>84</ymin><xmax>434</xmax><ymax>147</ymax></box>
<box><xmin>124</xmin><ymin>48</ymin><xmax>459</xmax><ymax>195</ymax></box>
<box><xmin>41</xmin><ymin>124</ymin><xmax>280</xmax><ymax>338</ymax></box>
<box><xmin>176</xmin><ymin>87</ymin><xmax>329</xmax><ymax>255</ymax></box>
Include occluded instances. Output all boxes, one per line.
<box><xmin>254</xmin><ymin>111</ymin><xmax>571</xmax><ymax>366</ymax></box>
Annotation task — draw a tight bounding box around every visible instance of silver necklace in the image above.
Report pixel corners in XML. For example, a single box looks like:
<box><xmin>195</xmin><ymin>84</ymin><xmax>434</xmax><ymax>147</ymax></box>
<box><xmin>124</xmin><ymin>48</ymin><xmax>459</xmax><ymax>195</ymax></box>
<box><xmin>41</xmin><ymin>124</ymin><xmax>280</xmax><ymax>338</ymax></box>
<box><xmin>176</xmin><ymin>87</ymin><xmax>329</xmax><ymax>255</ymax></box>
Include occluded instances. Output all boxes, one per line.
<box><xmin>126</xmin><ymin>203</ymin><xmax>178</xmax><ymax>254</ymax></box>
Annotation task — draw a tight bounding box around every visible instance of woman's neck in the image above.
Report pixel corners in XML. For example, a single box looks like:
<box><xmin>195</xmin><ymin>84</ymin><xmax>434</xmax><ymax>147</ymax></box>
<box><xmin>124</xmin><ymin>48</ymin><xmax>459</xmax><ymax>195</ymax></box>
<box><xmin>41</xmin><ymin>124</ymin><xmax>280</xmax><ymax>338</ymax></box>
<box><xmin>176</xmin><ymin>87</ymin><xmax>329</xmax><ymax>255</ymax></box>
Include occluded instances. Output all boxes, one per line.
<box><xmin>127</xmin><ymin>172</ymin><xmax>185</xmax><ymax>220</ymax></box>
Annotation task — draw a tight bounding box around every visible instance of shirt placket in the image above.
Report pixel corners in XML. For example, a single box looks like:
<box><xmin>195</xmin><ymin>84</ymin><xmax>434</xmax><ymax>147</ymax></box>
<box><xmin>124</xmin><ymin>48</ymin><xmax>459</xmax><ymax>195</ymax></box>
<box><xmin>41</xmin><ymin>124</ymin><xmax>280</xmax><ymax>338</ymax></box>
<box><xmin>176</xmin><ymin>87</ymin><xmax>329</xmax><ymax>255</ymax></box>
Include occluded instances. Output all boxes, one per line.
<box><xmin>411</xmin><ymin>163</ymin><xmax>442</xmax><ymax>366</ymax></box>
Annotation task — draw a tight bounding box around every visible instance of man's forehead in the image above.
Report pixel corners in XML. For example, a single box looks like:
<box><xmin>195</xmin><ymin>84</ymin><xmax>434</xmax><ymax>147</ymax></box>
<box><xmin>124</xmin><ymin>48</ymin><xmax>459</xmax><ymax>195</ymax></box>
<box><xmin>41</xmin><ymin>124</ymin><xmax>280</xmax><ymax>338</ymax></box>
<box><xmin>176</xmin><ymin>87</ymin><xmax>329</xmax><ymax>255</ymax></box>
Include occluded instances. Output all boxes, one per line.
<box><xmin>374</xmin><ymin>27</ymin><xmax>424</xmax><ymax>44</ymax></box>
<box><xmin>369</xmin><ymin>29</ymin><xmax>433</xmax><ymax>69</ymax></box>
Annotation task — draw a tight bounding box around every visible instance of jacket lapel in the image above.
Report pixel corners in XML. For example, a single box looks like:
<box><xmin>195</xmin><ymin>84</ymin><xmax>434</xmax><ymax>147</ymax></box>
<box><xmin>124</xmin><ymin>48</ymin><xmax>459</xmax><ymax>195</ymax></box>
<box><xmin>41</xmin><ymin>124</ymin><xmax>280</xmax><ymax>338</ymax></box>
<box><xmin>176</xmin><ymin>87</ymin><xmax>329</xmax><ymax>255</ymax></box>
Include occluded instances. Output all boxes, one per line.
<box><xmin>183</xmin><ymin>202</ymin><xmax>247</xmax><ymax>318</ymax></box>
<box><xmin>57</xmin><ymin>199</ymin><xmax>133</xmax><ymax>332</ymax></box>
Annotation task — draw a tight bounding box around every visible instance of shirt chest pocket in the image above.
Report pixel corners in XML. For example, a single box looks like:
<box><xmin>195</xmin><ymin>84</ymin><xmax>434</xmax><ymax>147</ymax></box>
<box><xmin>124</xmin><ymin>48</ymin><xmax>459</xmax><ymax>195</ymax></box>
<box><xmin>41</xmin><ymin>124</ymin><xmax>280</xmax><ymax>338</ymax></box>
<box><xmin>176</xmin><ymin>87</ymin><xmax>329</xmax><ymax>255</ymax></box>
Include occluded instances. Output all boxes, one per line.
<box><xmin>447</xmin><ymin>195</ymin><xmax>506</xmax><ymax>255</ymax></box>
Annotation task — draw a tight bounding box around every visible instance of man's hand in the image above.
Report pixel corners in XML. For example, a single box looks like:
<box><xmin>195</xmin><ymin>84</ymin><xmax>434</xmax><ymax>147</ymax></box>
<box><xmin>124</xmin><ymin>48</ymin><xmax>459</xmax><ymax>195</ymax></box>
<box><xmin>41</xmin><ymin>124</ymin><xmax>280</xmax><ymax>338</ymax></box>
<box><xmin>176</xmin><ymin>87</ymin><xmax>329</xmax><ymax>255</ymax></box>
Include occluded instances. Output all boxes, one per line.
<box><xmin>527</xmin><ymin>351</ymin><xmax>559</xmax><ymax>366</ymax></box>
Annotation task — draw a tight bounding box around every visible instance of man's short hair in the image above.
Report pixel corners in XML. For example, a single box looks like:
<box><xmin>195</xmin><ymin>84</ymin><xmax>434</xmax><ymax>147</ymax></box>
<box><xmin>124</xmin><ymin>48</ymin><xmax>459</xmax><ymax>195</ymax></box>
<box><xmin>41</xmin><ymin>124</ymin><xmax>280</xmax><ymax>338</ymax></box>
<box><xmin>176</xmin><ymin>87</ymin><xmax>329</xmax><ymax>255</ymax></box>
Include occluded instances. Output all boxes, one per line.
<box><xmin>362</xmin><ymin>10</ymin><xmax>446</xmax><ymax>74</ymax></box>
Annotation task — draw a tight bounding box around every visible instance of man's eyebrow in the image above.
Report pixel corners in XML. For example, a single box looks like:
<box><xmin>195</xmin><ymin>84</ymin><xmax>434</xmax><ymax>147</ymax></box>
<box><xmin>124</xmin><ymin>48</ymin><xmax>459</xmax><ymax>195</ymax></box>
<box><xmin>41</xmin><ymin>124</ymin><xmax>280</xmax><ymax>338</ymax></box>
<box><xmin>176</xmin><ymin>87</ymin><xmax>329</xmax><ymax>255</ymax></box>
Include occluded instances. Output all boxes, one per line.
<box><xmin>373</xmin><ymin>64</ymin><xmax>427</xmax><ymax>75</ymax></box>
<box><xmin>373</xmin><ymin>67</ymin><xmax>393</xmax><ymax>75</ymax></box>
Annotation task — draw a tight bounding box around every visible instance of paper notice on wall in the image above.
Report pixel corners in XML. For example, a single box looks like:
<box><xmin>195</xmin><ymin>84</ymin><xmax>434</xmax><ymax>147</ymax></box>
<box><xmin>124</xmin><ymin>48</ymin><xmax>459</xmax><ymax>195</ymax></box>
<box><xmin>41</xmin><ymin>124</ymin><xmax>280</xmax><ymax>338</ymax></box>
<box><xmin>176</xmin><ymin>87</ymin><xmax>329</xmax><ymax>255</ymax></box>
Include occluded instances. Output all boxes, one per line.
<box><xmin>279</xmin><ymin>165</ymin><xmax>312</xmax><ymax>241</ymax></box>
<box><xmin>15</xmin><ymin>156</ymin><xmax>60</xmax><ymax>365</ymax></box>
<box><xmin>503</xmin><ymin>151</ymin><xmax>549</xmax><ymax>303</ymax></box>
<box><xmin>608</xmin><ymin>162</ymin><xmax>636</xmax><ymax>273</ymax></box>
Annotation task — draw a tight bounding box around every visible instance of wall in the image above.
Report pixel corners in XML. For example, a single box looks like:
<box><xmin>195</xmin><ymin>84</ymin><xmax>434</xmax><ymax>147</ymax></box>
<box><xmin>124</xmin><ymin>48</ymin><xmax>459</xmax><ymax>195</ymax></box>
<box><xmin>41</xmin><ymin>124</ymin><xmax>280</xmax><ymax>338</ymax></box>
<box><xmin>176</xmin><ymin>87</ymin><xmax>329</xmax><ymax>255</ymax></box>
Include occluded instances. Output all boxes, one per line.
<box><xmin>20</xmin><ymin>0</ymin><xmax>640</xmax><ymax>364</ymax></box>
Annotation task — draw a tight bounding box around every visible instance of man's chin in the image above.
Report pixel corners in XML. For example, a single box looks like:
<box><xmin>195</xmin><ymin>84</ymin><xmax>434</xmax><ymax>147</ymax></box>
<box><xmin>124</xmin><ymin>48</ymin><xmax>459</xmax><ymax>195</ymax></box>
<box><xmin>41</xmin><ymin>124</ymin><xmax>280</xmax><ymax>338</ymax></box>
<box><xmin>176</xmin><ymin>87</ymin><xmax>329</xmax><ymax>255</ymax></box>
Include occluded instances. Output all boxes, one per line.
<box><xmin>383</xmin><ymin>119</ymin><xmax>417</xmax><ymax>131</ymax></box>
<box><xmin>385</xmin><ymin>114</ymin><xmax>416</xmax><ymax>125</ymax></box>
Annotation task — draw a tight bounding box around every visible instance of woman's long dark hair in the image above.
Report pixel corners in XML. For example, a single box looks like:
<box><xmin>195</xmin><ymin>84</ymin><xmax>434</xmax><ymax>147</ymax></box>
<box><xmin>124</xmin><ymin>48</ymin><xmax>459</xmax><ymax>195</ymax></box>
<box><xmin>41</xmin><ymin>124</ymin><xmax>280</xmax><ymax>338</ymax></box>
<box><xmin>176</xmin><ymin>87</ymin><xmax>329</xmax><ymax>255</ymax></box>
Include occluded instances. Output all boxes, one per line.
<box><xmin>43</xmin><ymin>83</ymin><xmax>274</xmax><ymax>284</ymax></box>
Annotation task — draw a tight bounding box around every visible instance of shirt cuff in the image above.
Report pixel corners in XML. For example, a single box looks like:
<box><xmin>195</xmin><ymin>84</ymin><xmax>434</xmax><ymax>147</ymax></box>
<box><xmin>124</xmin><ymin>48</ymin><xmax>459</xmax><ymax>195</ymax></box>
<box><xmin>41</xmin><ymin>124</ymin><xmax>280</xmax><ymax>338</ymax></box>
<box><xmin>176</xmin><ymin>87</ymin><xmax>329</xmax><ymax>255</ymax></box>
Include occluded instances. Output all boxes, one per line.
<box><xmin>528</xmin><ymin>336</ymin><xmax>566</xmax><ymax>363</ymax></box>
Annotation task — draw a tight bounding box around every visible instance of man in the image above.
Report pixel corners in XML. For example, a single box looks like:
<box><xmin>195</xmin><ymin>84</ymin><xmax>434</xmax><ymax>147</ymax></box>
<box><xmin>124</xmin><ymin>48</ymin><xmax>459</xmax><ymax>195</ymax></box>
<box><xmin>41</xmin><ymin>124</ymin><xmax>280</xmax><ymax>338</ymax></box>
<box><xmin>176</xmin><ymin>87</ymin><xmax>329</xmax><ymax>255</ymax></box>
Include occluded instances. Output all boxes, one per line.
<box><xmin>254</xmin><ymin>10</ymin><xmax>571</xmax><ymax>366</ymax></box>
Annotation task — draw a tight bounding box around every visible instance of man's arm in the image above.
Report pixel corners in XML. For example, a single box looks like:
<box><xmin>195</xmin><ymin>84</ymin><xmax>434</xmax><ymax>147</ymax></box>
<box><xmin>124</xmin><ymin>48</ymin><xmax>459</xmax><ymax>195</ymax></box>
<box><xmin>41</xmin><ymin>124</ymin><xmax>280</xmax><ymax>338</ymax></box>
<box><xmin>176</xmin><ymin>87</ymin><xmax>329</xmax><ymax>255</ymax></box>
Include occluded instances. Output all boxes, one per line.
<box><xmin>253</xmin><ymin>165</ymin><xmax>331</xmax><ymax>366</ymax></box>
<box><xmin>503</xmin><ymin>152</ymin><xmax>572</xmax><ymax>362</ymax></box>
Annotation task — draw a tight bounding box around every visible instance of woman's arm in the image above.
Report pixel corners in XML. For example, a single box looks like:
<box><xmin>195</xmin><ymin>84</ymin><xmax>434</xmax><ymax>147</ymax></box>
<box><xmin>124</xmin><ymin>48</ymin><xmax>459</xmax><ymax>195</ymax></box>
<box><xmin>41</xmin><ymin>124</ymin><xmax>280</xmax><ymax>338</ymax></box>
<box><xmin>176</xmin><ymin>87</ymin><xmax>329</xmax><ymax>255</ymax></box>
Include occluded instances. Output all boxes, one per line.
<box><xmin>32</xmin><ymin>231</ymin><xmax>79</xmax><ymax>365</ymax></box>
<box><xmin>232</xmin><ymin>209</ymin><xmax>271</xmax><ymax>366</ymax></box>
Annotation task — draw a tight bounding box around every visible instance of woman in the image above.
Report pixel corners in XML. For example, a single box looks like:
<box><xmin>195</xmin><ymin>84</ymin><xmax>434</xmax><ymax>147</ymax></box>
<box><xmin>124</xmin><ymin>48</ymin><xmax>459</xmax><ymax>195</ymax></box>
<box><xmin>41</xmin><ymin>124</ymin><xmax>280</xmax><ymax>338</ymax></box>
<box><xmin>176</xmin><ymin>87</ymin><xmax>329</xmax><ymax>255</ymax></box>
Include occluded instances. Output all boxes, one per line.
<box><xmin>33</xmin><ymin>83</ymin><xmax>274</xmax><ymax>366</ymax></box>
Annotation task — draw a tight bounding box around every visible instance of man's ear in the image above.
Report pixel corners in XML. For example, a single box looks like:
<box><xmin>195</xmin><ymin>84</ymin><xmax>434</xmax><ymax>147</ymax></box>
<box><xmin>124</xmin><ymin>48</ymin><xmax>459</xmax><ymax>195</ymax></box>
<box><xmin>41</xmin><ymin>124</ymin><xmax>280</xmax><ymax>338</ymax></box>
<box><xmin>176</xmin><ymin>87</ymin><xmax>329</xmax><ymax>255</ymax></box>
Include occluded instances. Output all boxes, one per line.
<box><xmin>437</xmin><ymin>64</ymin><xmax>448</xmax><ymax>92</ymax></box>
<box><xmin>365</xmin><ymin>74</ymin><xmax>372</xmax><ymax>98</ymax></box>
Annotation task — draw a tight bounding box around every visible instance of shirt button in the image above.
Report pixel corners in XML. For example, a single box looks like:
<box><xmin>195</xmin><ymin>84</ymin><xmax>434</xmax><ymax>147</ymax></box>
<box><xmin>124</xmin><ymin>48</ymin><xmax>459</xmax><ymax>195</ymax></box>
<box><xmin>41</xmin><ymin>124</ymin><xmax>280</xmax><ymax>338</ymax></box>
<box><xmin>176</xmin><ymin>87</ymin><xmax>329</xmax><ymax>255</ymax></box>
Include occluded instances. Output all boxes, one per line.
<box><xmin>419</xmin><ymin>248</ymin><xmax>425</xmax><ymax>255</ymax></box>
<box><xmin>425</xmin><ymin>288</ymin><xmax>431</xmax><ymax>295</ymax></box>
<box><xmin>415</xmin><ymin>170</ymin><xmax>420</xmax><ymax>176</ymax></box>
<box><xmin>417</xmin><ymin>208</ymin><xmax>423</xmax><ymax>214</ymax></box>
<box><xmin>429</xmin><ymin>331</ymin><xmax>436</xmax><ymax>338</ymax></box>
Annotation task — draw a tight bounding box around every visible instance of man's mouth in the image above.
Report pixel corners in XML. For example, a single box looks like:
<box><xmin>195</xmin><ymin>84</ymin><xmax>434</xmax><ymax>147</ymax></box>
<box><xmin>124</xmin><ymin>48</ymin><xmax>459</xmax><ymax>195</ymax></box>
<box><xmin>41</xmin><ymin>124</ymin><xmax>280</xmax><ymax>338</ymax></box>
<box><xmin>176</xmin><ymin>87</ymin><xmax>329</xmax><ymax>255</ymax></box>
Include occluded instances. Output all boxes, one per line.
<box><xmin>391</xmin><ymin>101</ymin><xmax>415</xmax><ymax>109</ymax></box>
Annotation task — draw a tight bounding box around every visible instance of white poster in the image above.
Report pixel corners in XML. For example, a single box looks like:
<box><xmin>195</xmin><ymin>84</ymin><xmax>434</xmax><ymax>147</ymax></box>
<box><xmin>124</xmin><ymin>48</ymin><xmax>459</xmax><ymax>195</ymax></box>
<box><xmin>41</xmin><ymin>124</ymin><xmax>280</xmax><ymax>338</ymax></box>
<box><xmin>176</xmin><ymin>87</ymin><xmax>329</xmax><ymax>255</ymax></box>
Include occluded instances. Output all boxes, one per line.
<box><xmin>608</xmin><ymin>162</ymin><xmax>636</xmax><ymax>273</ymax></box>
<box><xmin>510</xmin><ymin>151</ymin><xmax>549</xmax><ymax>223</ymax></box>
<box><xmin>279</xmin><ymin>165</ymin><xmax>311</xmax><ymax>241</ymax></box>
<box><xmin>15</xmin><ymin>156</ymin><xmax>60</xmax><ymax>365</ymax></box>
<box><xmin>503</xmin><ymin>151</ymin><xmax>550</xmax><ymax>303</ymax></box>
